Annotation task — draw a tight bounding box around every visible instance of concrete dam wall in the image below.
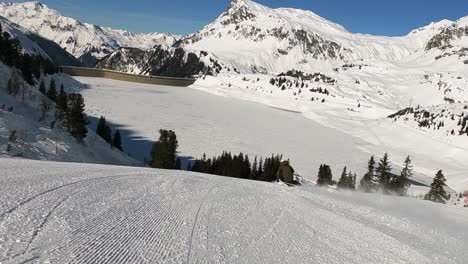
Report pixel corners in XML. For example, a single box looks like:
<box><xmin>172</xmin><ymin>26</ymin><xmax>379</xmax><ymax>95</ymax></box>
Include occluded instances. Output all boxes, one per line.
<box><xmin>61</xmin><ymin>67</ymin><xmax>196</xmax><ymax>87</ymax></box>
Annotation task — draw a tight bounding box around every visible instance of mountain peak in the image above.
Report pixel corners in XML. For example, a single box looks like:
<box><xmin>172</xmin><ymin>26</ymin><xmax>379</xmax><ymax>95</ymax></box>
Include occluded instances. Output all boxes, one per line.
<box><xmin>18</xmin><ymin>1</ymin><xmax>46</xmax><ymax>11</ymax></box>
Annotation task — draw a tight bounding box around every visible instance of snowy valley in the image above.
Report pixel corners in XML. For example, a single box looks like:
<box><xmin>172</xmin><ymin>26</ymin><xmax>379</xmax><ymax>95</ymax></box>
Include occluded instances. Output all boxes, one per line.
<box><xmin>0</xmin><ymin>0</ymin><xmax>468</xmax><ymax>263</ymax></box>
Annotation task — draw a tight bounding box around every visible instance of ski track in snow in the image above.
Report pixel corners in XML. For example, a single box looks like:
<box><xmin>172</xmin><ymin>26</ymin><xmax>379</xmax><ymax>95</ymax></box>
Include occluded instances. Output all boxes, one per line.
<box><xmin>1</xmin><ymin>158</ymin><xmax>467</xmax><ymax>264</ymax></box>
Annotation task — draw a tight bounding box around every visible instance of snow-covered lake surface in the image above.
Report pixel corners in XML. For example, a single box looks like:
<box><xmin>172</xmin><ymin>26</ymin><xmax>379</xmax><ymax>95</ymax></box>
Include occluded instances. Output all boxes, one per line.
<box><xmin>0</xmin><ymin>158</ymin><xmax>467</xmax><ymax>263</ymax></box>
<box><xmin>71</xmin><ymin>77</ymin><xmax>371</xmax><ymax>178</ymax></box>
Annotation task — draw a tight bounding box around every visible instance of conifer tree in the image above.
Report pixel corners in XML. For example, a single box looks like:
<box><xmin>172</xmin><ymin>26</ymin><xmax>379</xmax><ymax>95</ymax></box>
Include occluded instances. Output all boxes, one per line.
<box><xmin>257</xmin><ymin>157</ymin><xmax>264</xmax><ymax>179</ymax></box>
<box><xmin>56</xmin><ymin>84</ymin><xmax>68</xmax><ymax>122</ymax></box>
<box><xmin>392</xmin><ymin>156</ymin><xmax>413</xmax><ymax>196</ymax></box>
<box><xmin>47</xmin><ymin>78</ymin><xmax>57</xmax><ymax>102</ymax></box>
<box><xmin>39</xmin><ymin>79</ymin><xmax>46</xmax><ymax>94</ymax></box>
<box><xmin>337</xmin><ymin>166</ymin><xmax>348</xmax><ymax>189</ymax></box>
<box><xmin>67</xmin><ymin>94</ymin><xmax>88</xmax><ymax>143</ymax></box>
<box><xmin>376</xmin><ymin>153</ymin><xmax>392</xmax><ymax>191</ymax></box>
<box><xmin>424</xmin><ymin>170</ymin><xmax>448</xmax><ymax>204</ymax></box>
<box><xmin>251</xmin><ymin>156</ymin><xmax>258</xmax><ymax>180</ymax></box>
<box><xmin>150</xmin><ymin>129</ymin><xmax>179</xmax><ymax>169</ymax></box>
<box><xmin>96</xmin><ymin>116</ymin><xmax>112</xmax><ymax>144</ymax></box>
<box><xmin>112</xmin><ymin>130</ymin><xmax>123</xmax><ymax>151</ymax></box>
<box><xmin>360</xmin><ymin>155</ymin><xmax>376</xmax><ymax>192</ymax></box>
<box><xmin>350</xmin><ymin>172</ymin><xmax>357</xmax><ymax>190</ymax></box>
<box><xmin>317</xmin><ymin>164</ymin><xmax>333</xmax><ymax>186</ymax></box>
<box><xmin>337</xmin><ymin>167</ymin><xmax>356</xmax><ymax>190</ymax></box>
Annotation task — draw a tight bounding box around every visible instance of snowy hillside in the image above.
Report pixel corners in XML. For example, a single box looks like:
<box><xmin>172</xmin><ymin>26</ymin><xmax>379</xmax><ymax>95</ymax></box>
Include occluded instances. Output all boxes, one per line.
<box><xmin>0</xmin><ymin>158</ymin><xmax>467</xmax><ymax>263</ymax></box>
<box><xmin>0</xmin><ymin>1</ymin><xmax>179</xmax><ymax>66</ymax></box>
<box><xmin>0</xmin><ymin>15</ymin><xmax>50</xmax><ymax>58</ymax></box>
<box><xmin>0</xmin><ymin>63</ymin><xmax>137</xmax><ymax>166</ymax></box>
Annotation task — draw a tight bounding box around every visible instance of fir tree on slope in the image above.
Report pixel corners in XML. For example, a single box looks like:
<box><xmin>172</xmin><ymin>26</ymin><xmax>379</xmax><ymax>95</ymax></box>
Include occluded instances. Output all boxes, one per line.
<box><xmin>150</xmin><ymin>129</ymin><xmax>179</xmax><ymax>169</ymax></box>
<box><xmin>338</xmin><ymin>167</ymin><xmax>356</xmax><ymax>190</ymax></box>
<box><xmin>392</xmin><ymin>156</ymin><xmax>413</xmax><ymax>196</ymax></box>
<box><xmin>360</xmin><ymin>155</ymin><xmax>376</xmax><ymax>192</ymax></box>
<box><xmin>55</xmin><ymin>84</ymin><xmax>68</xmax><ymax>123</ymax></box>
<box><xmin>67</xmin><ymin>94</ymin><xmax>88</xmax><ymax>143</ymax></box>
<box><xmin>349</xmin><ymin>172</ymin><xmax>357</xmax><ymax>190</ymax></box>
<box><xmin>424</xmin><ymin>170</ymin><xmax>448</xmax><ymax>204</ymax></box>
<box><xmin>112</xmin><ymin>130</ymin><xmax>123</xmax><ymax>151</ymax></box>
<box><xmin>376</xmin><ymin>153</ymin><xmax>392</xmax><ymax>192</ymax></box>
<box><xmin>47</xmin><ymin>79</ymin><xmax>57</xmax><ymax>102</ymax></box>
<box><xmin>317</xmin><ymin>164</ymin><xmax>333</xmax><ymax>186</ymax></box>
<box><xmin>39</xmin><ymin>79</ymin><xmax>46</xmax><ymax>95</ymax></box>
<box><xmin>337</xmin><ymin>167</ymin><xmax>349</xmax><ymax>189</ymax></box>
<box><xmin>96</xmin><ymin>116</ymin><xmax>112</xmax><ymax>144</ymax></box>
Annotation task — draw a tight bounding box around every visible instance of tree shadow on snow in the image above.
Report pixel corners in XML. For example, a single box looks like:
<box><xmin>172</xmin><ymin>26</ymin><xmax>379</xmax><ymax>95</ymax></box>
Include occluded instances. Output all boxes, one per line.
<box><xmin>87</xmin><ymin>115</ymin><xmax>195</xmax><ymax>169</ymax></box>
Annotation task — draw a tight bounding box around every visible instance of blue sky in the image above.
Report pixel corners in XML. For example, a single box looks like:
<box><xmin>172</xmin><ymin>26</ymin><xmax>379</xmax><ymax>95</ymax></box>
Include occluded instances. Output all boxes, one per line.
<box><xmin>12</xmin><ymin>0</ymin><xmax>468</xmax><ymax>35</ymax></box>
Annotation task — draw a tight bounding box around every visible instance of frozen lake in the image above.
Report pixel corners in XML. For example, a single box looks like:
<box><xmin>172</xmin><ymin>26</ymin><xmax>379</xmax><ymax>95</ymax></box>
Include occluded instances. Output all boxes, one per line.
<box><xmin>71</xmin><ymin>77</ymin><xmax>371</xmax><ymax>179</ymax></box>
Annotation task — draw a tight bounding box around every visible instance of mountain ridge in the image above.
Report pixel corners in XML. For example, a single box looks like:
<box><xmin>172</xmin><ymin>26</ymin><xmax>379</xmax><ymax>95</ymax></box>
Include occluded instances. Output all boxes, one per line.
<box><xmin>0</xmin><ymin>1</ymin><xmax>179</xmax><ymax>66</ymax></box>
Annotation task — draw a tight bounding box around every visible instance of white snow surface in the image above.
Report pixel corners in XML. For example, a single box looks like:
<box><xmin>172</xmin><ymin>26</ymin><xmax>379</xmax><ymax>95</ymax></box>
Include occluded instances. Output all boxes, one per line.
<box><xmin>0</xmin><ymin>158</ymin><xmax>467</xmax><ymax>263</ymax></box>
<box><xmin>66</xmin><ymin>76</ymin><xmax>371</xmax><ymax>181</ymax></box>
<box><xmin>0</xmin><ymin>1</ymin><xmax>178</xmax><ymax>59</ymax></box>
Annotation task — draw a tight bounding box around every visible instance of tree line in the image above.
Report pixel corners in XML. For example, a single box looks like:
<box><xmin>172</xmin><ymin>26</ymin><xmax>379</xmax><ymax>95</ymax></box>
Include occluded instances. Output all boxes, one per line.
<box><xmin>147</xmin><ymin>130</ymin><xmax>451</xmax><ymax>205</ymax></box>
<box><xmin>190</xmin><ymin>152</ymin><xmax>283</xmax><ymax>182</ymax></box>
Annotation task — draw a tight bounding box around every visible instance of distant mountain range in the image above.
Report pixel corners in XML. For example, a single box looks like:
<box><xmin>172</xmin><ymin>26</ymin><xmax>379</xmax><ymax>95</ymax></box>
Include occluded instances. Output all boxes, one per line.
<box><xmin>0</xmin><ymin>1</ymin><xmax>178</xmax><ymax>66</ymax></box>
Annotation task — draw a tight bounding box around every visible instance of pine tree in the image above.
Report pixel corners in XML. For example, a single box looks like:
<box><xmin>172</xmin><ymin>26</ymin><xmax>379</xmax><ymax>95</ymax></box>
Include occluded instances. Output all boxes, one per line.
<box><xmin>257</xmin><ymin>157</ymin><xmax>263</xmax><ymax>179</ymax></box>
<box><xmin>149</xmin><ymin>130</ymin><xmax>179</xmax><ymax>169</ymax></box>
<box><xmin>112</xmin><ymin>130</ymin><xmax>123</xmax><ymax>151</ymax></box>
<box><xmin>337</xmin><ymin>167</ymin><xmax>356</xmax><ymax>190</ymax></box>
<box><xmin>350</xmin><ymin>172</ymin><xmax>357</xmax><ymax>190</ymax></box>
<box><xmin>39</xmin><ymin>79</ymin><xmax>46</xmax><ymax>94</ymax></box>
<box><xmin>317</xmin><ymin>164</ymin><xmax>333</xmax><ymax>186</ymax></box>
<box><xmin>360</xmin><ymin>155</ymin><xmax>376</xmax><ymax>192</ymax></box>
<box><xmin>376</xmin><ymin>153</ymin><xmax>392</xmax><ymax>191</ymax></box>
<box><xmin>67</xmin><ymin>94</ymin><xmax>88</xmax><ymax>143</ymax></box>
<box><xmin>251</xmin><ymin>156</ymin><xmax>258</xmax><ymax>180</ymax></box>
<box><xmin>392</xmin><ymin>156</ymin><xmax>413</xmax><ymax>196</ymax></box>
<box><xmin>55</xmin><ymin>84</ymin><xmax>68</xmax><ymax>122</ymax></box>
<box><xmin>424</xmin><ymin>170</ymin><xmax>448</xmax><ymax>204</ymax></box>
<box><xmin>337</xmin><ymin>167</ymin><xmax>348</xmax><ymax>189</ymax></box>
<box><xmin>96</xmin><ymin>116</ymin><xmax>112</xmax><ymax>144</ymax></box>
<box><xmin>47</xmin><ymin>78</ymin><xmax>57</xmax><ymax>102</ymax></box>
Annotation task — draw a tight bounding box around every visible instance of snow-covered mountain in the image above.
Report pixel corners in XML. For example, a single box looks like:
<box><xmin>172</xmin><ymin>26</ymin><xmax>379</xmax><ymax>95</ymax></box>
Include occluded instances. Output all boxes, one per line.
<box><xmin>175</xmin><ymin>0</ymin><xmax>467</xmax><ymax>74</ymax></box>
<box><xmin>0</xmin><ymin>15</ymin><xmax>81</xmax><ymax>66</ymax></box>
<box><xmin>0</xmin><ymin>1</ymin><xmax>179</xmax><ymax>66</ymax></box>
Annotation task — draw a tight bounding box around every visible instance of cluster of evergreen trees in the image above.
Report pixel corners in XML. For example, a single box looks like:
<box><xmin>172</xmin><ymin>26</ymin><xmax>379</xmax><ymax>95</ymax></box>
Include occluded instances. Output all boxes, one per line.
<box><xmin>38</xmin><ymin>79</ymin><xmax>88</xmax><ymax>143</ymax></box>
<box><xmin>358</xmin><ymin>153</ymin><xmax>412</xmax><ymax>195</ymax></box>
<box><xmin>0</xmin><ymin>22</ymin><xmax>57</xmax><ymax>85</ymax></box>
<box><xmin>316</xmin><ymin>153</ymin><xmax>450</xmax><ymax>204</ymax></box>
<box><xmin>149</xmin><ymin>130</ymin><xmax>180</xmax><ymax>169</ymax></box>
<box><xmin>317</xmin><ymin>153</ymin><xmax>412</xmax><ymax>195</ymax></box>
<box><xmin>96</xmin><ymin>116</ymin><xmax>123</xmax><ymax>151</ymax></box>
<box><xmin>189</xmin><ymin>153</ymin><xmax>282</xmax><ymax>182</ymax></box>
<box><xmin>337</xmin><ymin>167</ymin><xmax>357</xmax><ymax>190</ymax></box>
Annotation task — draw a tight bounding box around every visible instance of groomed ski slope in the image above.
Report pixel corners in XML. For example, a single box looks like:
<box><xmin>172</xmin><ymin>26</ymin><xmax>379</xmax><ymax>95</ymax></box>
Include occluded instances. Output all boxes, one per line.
<box><xmin>1</xmin><ymin>158</ymin><xmax>467</xmax><ymax>263</ymax></box>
